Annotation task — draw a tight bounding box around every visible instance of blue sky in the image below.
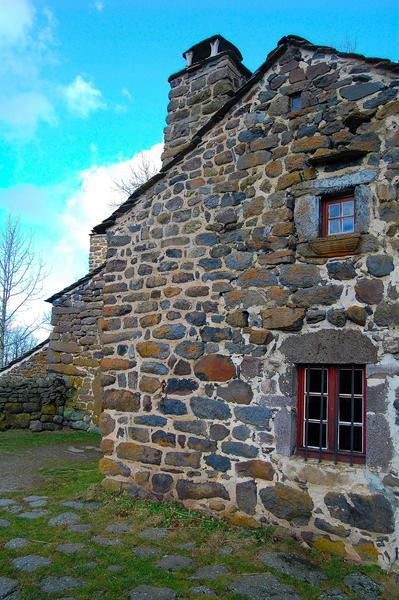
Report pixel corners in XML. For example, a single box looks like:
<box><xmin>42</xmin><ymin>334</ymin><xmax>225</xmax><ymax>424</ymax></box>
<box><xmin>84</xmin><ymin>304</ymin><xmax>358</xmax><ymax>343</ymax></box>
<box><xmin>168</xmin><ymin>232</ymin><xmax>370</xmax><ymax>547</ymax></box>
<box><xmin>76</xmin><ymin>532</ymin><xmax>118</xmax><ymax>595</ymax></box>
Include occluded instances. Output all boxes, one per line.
<box><xmin>0</xmin><ymin>0</ymin><xmax>398</xmax><ymax>335</ymax></box>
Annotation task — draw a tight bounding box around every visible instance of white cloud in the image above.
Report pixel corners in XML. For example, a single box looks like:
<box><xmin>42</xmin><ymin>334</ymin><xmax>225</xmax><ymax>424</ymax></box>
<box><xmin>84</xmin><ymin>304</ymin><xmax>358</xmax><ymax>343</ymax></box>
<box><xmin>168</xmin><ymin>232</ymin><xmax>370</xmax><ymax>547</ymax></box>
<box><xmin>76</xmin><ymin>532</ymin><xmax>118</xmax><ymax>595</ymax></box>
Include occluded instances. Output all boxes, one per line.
<box><xmin>63</xmin><ymin>75</ymin><xmax>106</xmax><ymax>118</ymax></box>
<box><xmin>92</xmin><ymin>1</ymin><xmax>105</xmax><ymax>12</ymax></box>
<box><xmin>0</xmin><ymin>0</ymin><xmax>35</xmax><ymax>47</ymax></box>
<box><xmin>121</xmin><ymin>87</ymin><xmax>132</xmax><ymax>101</ymax></box>
<box><xmin>0</xmin><ymin>91</ymin><xmax>55</xmax><ymax>138</ymax></box>
<box><xmin>0</xmin><ymin>0</ymin><xmax>57</xmax><ymax>139</ymax></box>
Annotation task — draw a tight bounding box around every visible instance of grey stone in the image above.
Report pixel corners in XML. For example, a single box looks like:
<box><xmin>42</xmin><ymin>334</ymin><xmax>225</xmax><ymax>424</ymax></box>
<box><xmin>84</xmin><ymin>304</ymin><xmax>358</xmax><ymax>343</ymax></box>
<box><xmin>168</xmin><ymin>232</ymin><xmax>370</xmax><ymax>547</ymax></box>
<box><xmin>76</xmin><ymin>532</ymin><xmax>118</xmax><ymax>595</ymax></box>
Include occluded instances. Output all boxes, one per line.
<box><xmin>177</xmin><ymin>542</ymin><xmax>196</xmax><ymax>551</ymax></box>
<box><xmin>221</xmin><ymin>441</ymin><xmax>258</xmax><ymax>458</ymax></box>
<box><xmin>294</xmin><ymin>195</ymin><xmax>320</xmax><ymax>242</ymax></box>
<box><xmin>105</xmin><ymin>523</ymin><xmax>131</xmax><ymax>533</ymax></box>
<box><xmin>0</xmin><ymin>519</ymin><xmax>10</xmax><ymax>527</ymax></box>
<box><xmin>366</xmin><ymin>255</ymin><xmax>394</xmax><ymax>277</ymax></box>
<box><xmin>218</xmin><ymin>380</ymin><xmax>253</xmax><ymax>405</ymax></box>
<box><xmin>274</xmin><ymin>407</ymin><xmax>296</xmax><ymax>456</ymax></box>
<box><xmin>340</xmin><ymin>82</ymin><xmax>384</xmax><ymax>100</ymax></box>
<box><xmin>61</xmin><ymin>501</ymin><xmax>102</xmax><ymax>510</ymax></box>
<box><xmin>0</xmin><ymin>577</ymin><xmax>20</xmax><ymax>600</ymax></box>
<box><xmin>107</xmin><ymin>565</ymin><xmax>122</xmax><ymax>573</ymax></box>
<box><xmin>325</xmin><ymin>491</ymin><xmax>394</xmax><ymax>533</ymax></box>
<box><xmin>4</xmin><ymin>504</ymin><xmax>23</xmax><ymax>515</ymax></box>
<box><xmin>191</xmin><ymin>565</ymin><xmax>228</xmax><ymax>580</ymax></box>
<box><xmin>366</xmin><ymin>413</ymin><xmax>393</xmax><ymax>470</ymax></box>
<box><xmin>343</xmin><ymin>573</ymin><xmax>383</xmax><ymax>599</ymax></box>
<box><xmin>92</xmin><ymin>536</ymin><xmax>122</xmax><ymax>546</ymax></box>
<box><xmin>234</xmin><ymin>405</ymin><xmax>271</xmax><ymax>427</ymax></box>
<box><xmin>280</xmin><ymin>329</ymin><xmax>377</xmax><ymax>364</ymax></box>
<box><xmin>296</xmin><ymin>169</ymin><xmax>377</xmax><ymax>194</ymax></box>
<box><xmin>230</xmin><ymin>573</ymin><xmax>301</xmax><ymax>599</ymax></box>
<box><xmin>204</xmin><ymin>454</ymin><xmax>231</xmax><ymax>472</ymax></box>
<box><xmin>317</xmin><ymin>591</ymin><xmax>351</xmax><ymax>600</ymax></box>
<box><xmin>56</xmin><ymin>543</ymin><xmax>86</xmax><ymax>555</ymax></box>
<box><xmin>260</xmin><ymin>483</ymin><xmax>313</xmax><ymax>524</ymax></box>
<box><xmin>0</xmin><ymin>499</ymin><xmax>16</xmax><ymax>507</ymax></box>
<box><xmin>28</xmin><ymin>499</ymin><xmax>48</xmax><ymax>508</ymax></box>
<box><xmin>40</xmin><ymin>577</ymin><xmax>85</xmax><ymax>594</ymax></box>
<box><xmin>4</xmin><ymin>538</ymin><xmax>29</xmax><ymax>549</ymax></box>
<box><xmin>132</xmin><ymin>546</ymin><xmax>160</xmax><ymax>558</ymax></box>
<box><xmin>139</xmin><ymin>527</ymin><xmax>168</xmax><ymax>541</ymax></box>
<box><xmin>68</xmin><ymin>524</ymin><xmax>91</xmax><ymax>533</ymax></box>
<box><xmin>12</xmin><ymin>554</ymin><xmax>52</xmax><ymax>572</ymax></box>
<box><xmin>17</xmin><ymin>510</ymin><xmax>49</xmax><ymax>520</ymax></box>
<box><xmin>259</xmin><ymin>552</ymin><xmax>326</xmax><ymax>584</ymax></box>
<box><xmin>129</xmin><ymin>585</ymin><xmax>176</xmax><ymax>600</ymax></box>
<box><xmin>232</xmin><ymin>424</ymin><xmax>251</xmax><ymax>440</ymax></box>
<box><xmin>48</xmin><ymin>512</ymin><xmax>80</xmax><ymax>526</ymax></box>
<box><xmin>156</xmin><ymin>555</ymin><xmax>193</xmax><ymax>571</ymax></box>
<box><xmin>374</xmin><ymin>302</ymin><xmax>399</xmax><ymax>327</ymax></box>
<box><xmin>191</xmin><ymin>586</ymin><xmax>214</xmax><ymax>595</ymax></box>
<box><xmin>191</xmin><ymin>396</ymin><xmax>231</xmax><ymax>420</ymax></box>
<box><xmin>236</xmin><ymin>480</ymin><xmax>257</xmax><ymax>515</ymax></box>
<box><xmin>327</xmin><ymin>261</ymin><xmax>356</xmax><ymax>281</ymax></box>
<box><xmin>23</xmin><ymin>495</ymin><xmax>48</xmax><ymax>502</ymax></box>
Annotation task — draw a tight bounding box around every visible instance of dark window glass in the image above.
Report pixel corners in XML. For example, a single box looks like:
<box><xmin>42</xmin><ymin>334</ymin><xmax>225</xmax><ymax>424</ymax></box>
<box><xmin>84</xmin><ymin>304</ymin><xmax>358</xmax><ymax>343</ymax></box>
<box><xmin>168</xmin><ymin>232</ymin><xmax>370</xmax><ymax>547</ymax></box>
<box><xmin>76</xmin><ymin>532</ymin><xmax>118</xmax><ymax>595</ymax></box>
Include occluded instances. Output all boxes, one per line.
<box><xmin>291</xmin><ymin>93</ymin><xmax>302</xmax><ymax>111</ymax></box>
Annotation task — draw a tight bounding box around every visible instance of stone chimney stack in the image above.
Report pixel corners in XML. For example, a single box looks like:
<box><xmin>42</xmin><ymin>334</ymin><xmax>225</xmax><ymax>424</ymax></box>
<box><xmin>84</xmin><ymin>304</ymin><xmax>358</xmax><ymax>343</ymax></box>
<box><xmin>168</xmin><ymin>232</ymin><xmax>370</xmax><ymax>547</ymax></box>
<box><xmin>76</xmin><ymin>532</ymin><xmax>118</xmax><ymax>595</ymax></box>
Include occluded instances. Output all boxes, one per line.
<box><xmin>89</xmin><ymin>233</ymin><xmax>107</xmax><ymax>272</ymax></box>
<box><xmin>161</xmin><ymin>34</ymin><xmax>251</xmax><ymax>167</ymax></box>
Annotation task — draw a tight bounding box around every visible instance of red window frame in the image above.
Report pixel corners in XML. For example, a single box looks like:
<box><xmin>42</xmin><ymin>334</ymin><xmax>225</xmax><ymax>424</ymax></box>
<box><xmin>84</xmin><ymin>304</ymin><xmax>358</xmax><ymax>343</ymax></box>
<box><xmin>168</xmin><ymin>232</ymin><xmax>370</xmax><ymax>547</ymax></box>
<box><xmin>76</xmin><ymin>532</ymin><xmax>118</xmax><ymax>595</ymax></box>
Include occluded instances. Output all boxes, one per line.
<box><xmin>297</xmin><ymin>365</ymin><xmax>366</xmax><ymax>465</ymax></box>
<box><xmin>321</xmin><ymin>195</ymin><xmax>355</xmax><ymax>237</ymax></box>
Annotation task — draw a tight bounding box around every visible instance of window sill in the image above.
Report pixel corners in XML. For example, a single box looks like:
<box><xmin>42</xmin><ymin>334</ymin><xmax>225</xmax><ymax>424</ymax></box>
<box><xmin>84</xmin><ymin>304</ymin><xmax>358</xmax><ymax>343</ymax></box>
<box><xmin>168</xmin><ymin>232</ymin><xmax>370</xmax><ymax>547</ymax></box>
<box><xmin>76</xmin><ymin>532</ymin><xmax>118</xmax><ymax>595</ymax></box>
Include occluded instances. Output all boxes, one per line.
<box><xmin>296</xmin><ymin>448</ymin><xmax>365</xmax><ymax>465</ymax></box>
<box><xmin>308</xmin><ymin>233</ymin><xmax>361</xmax><ymax>257</ymax></box>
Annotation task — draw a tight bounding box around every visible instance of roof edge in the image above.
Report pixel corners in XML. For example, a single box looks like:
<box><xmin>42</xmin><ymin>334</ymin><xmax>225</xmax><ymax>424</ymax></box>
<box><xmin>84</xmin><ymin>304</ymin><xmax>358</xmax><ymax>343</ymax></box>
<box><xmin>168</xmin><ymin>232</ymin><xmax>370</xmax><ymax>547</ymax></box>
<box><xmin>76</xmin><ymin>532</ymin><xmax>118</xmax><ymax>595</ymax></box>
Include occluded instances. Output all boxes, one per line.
<box><xmin>0</xmin><ymin>338</ymin><xmax>50</xmax><ymax>374</ymax></box>
<box><xmin>46</xmin><ymin>264</ymin><xmax>105</xmax><ymax>304</ymax></box>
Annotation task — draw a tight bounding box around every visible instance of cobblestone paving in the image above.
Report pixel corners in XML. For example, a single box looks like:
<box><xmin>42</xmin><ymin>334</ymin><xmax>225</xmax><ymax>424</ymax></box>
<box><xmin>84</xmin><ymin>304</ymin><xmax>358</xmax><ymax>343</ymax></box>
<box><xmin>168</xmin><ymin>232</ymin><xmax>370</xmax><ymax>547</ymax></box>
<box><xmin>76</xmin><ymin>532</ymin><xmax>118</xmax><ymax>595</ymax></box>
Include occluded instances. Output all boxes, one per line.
<box><xmin>0</xmin><ymin>435</ymin><xmax>396</xmax><ymax>599</ymax></box>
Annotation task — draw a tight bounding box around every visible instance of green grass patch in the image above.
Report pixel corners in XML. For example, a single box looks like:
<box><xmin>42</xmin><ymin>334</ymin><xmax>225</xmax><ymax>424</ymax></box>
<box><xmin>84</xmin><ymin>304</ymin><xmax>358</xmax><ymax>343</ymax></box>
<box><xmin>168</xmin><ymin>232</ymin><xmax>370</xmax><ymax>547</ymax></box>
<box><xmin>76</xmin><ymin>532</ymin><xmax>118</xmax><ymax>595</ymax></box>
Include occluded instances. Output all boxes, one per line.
<box><xmin>0</xmin><ymin>429</ymin><xmax>100</xmax><ymax>453</ymax></box>
<box><xmin>1</xmin><ymin>432</ymin><xmax>398</xmax><ymax>599</ymax></box>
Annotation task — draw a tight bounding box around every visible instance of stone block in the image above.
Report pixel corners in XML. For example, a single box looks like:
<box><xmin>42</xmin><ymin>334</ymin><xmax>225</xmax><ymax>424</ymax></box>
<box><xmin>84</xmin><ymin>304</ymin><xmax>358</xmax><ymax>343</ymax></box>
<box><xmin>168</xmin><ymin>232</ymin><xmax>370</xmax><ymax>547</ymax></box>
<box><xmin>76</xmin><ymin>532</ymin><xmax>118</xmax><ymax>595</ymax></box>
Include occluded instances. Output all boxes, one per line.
<box><xmin>274</xmin><ymin>407</ymin><xmax>296</xmax><ymax>456</ymax></box>
<box><xmin>221</xmin><ymin>441</ymin><xmax>258</xmax><ymax>458</ymax></box>
<box><xmin>164</xmin><ymin>452</ymin><xmax>200</xmax><ymax>468</ymax></box>
<box><xmin>279</xmin><ymin>265</ymin><xmax>321</xmax><ymax>288</ymax></box>
<box><xmin>366</xmin><ymin>413</ymin><xmax>393</xmax><ymax>470</ymax></box>
<box><xmin>152</xmin><ymin>473</ymin><xmax>173</xmax><ymax>494</ymax></box>
<box><xmin>117</xmin><ymin>442</ymin><xmax>162</xmax><ymax>465</ymax></box>
<box><xmin>176</xmin><ymin>480</ymin><xmax>230</xmax><ymax>500</ymax></box>
<box><xmin>194</xmin><ymin>354</ymin><xmax>236</xmax><ymax>382</ymax></box>
<box><xmin>261</xmin><ymin>307</ymin><xmax>305</xmax><ymax>331</ymax></box>
<box><xmin>204</xmin><ymin>454</ymin><xmax>231</xmax><ymax>472</ymax></box>
<box><xmin>236</xmin><ymin>480</ymin><xmax>257</xmax><ymax>515</ymax></box>
<box><xmin>325</xmin><ymin>491</ymin><xmax>394</xmax><ymax>534</ymax></box>
<box><xmin>260</xmin><ymin>483</ymin><xmax>313</xmax><ymax>525</ymax></box>
<box><xmin>236</xmin><ymin>460</ymin><xmax>275</xmax><ymax>481</ymax></box>
<box><xmin>234</xmin><ymin>405</ymin><xmax>271</xmax><ymax>428</ymax></box>
<box><xmin>218</xmin><ymin>380</ymin><xmax>253</xmax><ymax>405</ymax></box>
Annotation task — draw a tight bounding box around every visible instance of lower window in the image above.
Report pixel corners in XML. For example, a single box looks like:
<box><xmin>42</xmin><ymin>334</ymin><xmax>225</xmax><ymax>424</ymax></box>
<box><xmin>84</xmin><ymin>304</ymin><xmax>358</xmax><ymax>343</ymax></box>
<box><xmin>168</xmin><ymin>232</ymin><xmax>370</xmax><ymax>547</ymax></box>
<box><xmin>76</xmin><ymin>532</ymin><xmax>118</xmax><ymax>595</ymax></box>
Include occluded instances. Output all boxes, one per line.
<box><xmin>297</xmin><ymin>365</ymin><xmax>365</xmax><ymax>464</ymax></box>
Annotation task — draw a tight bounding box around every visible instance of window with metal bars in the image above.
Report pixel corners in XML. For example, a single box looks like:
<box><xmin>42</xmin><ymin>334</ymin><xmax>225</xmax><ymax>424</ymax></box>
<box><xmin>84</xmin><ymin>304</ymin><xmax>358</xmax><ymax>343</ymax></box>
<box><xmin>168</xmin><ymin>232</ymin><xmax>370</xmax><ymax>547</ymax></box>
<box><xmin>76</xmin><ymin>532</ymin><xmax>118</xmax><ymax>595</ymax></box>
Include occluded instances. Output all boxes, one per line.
<box><xmin>297</xmin><ymin>365</ymin><xmax>365</xmax><ymax>465</ymax></box>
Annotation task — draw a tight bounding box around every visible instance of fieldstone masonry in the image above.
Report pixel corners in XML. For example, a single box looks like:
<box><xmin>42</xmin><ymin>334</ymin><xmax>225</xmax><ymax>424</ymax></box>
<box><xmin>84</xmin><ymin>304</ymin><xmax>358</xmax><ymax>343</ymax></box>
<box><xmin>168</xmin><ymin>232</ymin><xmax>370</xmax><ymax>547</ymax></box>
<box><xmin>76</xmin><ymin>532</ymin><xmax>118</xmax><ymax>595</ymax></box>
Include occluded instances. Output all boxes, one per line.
<box><xmin>1</xmin><ymin>33</ymin><xmax>398</xmax><ymax>569</ymax></box>
<box><xmin>94</xmin><ymin>35</ymin><xmax>399</xmax><ymax>568</ymax></box>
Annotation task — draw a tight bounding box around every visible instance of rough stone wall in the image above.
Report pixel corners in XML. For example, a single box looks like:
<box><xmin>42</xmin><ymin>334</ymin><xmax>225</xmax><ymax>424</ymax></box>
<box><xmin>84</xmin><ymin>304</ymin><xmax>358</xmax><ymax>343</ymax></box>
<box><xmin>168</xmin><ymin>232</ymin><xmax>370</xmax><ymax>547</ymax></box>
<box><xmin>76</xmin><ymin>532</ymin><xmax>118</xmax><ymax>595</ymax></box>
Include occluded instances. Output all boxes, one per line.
<box><xmin>0</xmin><ymin>343</ymin><xmax>48</xmax><ymax>381</ymax></box>
<box><xmin>47</xmin><ymin>268</ymin><xmax>104</xmax><ymax>430</ymax></box>
<box><xmin>162</xmin><ymin>54</ymin><xmax>249</xmax><ymax>165</ymax></box>
<box><xmin>89</xmin><ymin>234</ymin><xmax>107</xmax><ymax>272</ymax></box>
<box><xmin>99</xmin><ymin>44</ymin><xmax>399</xmax><ymax>567</ymax></box>
<box><xmin>0</xmin><ymin>375</ymin><xmax>67</xmax><ymax>431</ymax></box>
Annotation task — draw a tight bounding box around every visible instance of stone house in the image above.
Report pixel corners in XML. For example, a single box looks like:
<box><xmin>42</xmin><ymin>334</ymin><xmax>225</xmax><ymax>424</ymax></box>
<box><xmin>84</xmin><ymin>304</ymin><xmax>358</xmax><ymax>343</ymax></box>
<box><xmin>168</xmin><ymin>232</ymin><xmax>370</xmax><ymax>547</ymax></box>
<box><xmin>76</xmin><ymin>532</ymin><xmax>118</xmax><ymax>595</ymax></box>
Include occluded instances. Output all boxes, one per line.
<box><xmin>2</xmin><ymin>33</ymin><xmax>399</xmax><ymax>567</ymax></box>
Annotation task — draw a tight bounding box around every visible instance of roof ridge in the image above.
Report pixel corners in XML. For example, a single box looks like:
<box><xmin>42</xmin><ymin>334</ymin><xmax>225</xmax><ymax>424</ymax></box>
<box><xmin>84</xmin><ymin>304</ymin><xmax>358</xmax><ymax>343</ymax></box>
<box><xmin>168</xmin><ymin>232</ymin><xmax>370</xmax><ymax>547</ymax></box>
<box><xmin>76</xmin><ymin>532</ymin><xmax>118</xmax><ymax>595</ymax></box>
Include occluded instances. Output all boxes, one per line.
<box><xmin>46</xmin><ymin>263</ymin><xmax>105</xmax><ymax>304</ymax></box>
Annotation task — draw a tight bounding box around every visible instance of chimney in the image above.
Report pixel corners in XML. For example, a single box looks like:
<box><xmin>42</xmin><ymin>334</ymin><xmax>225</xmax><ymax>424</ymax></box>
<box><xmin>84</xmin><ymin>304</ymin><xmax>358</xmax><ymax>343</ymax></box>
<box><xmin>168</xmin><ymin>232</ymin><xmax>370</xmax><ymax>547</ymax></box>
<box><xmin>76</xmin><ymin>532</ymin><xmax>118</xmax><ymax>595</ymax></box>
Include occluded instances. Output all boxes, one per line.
<box><xmin>162</xmin><ymin>34</ymin><xmax>251</xmax><ymax>167</ymax></box>
<box><xmin>89</xmin><ymin>233</ymin><xmax>107</xmax><ymax>272</ymax></box>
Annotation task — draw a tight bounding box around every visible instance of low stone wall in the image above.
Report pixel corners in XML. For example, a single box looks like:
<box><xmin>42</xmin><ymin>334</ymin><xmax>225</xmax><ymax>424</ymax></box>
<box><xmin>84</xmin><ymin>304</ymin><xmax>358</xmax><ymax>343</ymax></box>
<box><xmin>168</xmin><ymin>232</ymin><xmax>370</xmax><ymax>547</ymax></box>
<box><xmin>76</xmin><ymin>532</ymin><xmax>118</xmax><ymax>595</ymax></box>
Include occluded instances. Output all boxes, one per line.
<box><xmin>0</xmin><ymin>375</ymin><xmax>67</xmax><ymax>431</ymax></box>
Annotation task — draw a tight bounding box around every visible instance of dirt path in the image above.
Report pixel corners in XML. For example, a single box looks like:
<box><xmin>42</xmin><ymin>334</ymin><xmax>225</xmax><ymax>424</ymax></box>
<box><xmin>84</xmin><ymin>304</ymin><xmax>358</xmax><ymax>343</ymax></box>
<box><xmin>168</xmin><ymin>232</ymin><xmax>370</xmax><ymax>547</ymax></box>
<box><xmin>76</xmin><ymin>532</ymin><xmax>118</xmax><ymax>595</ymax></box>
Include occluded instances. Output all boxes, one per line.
<box><xmin>0</xmin><ymin>441</ymin><xmax>100</xmax><ymax>493</ymax></box>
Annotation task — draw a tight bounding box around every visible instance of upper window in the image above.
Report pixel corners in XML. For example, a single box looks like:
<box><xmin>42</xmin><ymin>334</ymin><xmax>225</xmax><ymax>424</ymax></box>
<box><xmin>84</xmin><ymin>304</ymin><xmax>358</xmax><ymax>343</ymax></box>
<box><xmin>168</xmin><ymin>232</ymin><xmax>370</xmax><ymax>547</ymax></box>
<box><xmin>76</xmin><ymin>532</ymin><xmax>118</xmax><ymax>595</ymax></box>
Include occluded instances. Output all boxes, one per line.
<box><xmin>322</xmin><ymin>195</ymin><xmax>355</xmax><ymax>237</ymax></box>
<box><xmin>297</xmin><ymin>365</ymin><xmax>365</xmax><ymax>464</ymax></box>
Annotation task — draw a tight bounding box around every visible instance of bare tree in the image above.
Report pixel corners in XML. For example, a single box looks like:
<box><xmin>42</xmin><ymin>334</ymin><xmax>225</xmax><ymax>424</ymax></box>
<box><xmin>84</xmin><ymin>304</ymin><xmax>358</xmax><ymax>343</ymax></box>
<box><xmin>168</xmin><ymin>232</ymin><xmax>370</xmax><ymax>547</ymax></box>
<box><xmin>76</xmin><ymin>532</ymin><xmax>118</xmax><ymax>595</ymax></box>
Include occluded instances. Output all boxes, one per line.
<box><xmin>110</xmin><ymin>152</ymin><xmax>159</xmax><ymax>209</ymax></box>
<box><xmin>0</xmin><ymin>214</ymin><xmax>46</xmax><ymax>368</ymax></box>
<box><xmin>2</xmin><ymin>326</ymin><xmax>38</xmax><ymax>366</ymax></box>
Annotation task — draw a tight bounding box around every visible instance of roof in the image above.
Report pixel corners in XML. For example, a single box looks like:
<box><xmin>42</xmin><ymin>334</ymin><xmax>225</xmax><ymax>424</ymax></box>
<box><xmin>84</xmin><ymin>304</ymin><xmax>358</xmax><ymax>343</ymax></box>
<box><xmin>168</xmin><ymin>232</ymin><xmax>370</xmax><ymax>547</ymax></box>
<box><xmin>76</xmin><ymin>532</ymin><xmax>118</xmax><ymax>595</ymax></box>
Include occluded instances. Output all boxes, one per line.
<box><xmin>0</xmin><ymin>338</ymin><xmax>49</xmax><ymax>374</ymax></box>
<box><xmin>92</xmin><ymin>34</ymin><xmax>399</xmax><ymax>235</ymax></box>
<box><xmin>46</xmin><ymin>264</ymin><xmax>105</xmax><ymax>304</ymax></box>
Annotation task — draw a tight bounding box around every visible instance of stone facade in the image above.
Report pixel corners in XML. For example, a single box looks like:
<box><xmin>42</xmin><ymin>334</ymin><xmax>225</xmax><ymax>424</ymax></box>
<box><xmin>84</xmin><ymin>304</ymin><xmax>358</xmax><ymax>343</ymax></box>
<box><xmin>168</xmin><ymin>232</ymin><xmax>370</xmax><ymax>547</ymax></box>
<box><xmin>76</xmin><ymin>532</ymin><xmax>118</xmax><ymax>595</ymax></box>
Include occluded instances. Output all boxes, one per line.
<box><xmin>89</xmin><ymin>233</ymin><xmax>108</xmax><ymax>272</ymax></box>
<box><xmin>92</xmin><ymin>35</ymin><xmax>399</xmax><ymax>568</ymax></box>
<box><xmin>46</xmin><ymin>267</ymin><xmax>104</xmax><ymax>430</ymax></box>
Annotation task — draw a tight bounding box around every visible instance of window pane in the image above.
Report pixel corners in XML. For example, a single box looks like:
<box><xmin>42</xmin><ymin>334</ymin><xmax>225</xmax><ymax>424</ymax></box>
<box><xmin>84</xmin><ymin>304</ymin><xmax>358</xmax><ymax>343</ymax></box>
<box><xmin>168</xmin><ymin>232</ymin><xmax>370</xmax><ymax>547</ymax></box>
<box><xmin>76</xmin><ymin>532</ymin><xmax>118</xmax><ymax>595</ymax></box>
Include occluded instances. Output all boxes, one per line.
<box><xmin>307</xmin><ymin>368</ymin><xmax>327</xmax><ymax>393</ymax></box>
<box><xmin>342</xmin><ymin>217</ymin><xmax>354</xmax><ymax>232</ymax></box>
<box><xmin>328</xmin><ymin>203</ymin><xmax>340</xmax><ymax>218</ymax></box>
<box><xmin>305</xmin><ymin>422</ymin><xmax>326</xmax><ymax>448</ymax></box>
<box><xmin>339</xmin><ymin>396</ymin><xmax>362</xmax><ymax>423</ymax></box>
<box><xmin>291</xmin><ymin>94</ymin><xmax>301</xmax><ymax>110</ymax></box>
<box><xmin>328</xmin><ymin>219</ymin><xmax>341</xmax><ymax>234</ymax></box>
<box><xmin>307</xmin><ymin>395</ymin><xmax>327</xmax><ymax>420</ymax></box>
<box><xmin>338</xmin><ymin>425</ymin><xmax>362</xmax><ymax>452</ymax></box>
<box><xmin>339</xmin><ymin>369</ymin><xmax>363</xmax><ymax>395</ymax></box>
<box><xmin>342</xmin><ymin>200</ymin><xmax>354</xmax><ymax>216</ymax></box>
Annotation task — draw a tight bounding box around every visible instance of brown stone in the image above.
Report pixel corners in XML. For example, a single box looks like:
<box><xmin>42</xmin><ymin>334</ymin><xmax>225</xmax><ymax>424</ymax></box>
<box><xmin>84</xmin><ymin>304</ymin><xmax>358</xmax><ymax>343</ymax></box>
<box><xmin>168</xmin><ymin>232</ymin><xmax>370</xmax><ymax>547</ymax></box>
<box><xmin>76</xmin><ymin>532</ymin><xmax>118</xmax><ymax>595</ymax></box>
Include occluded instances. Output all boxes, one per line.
<box><xmin>117</xmin><ymin>442</ymin><xmax>162</xmax><ymax>465</ymax></box>
<box><xmin>103</xmin><ymin>390</ymin><xmax>140</xmax><ymax>411</ymax></box>
<box><xmin>194</xmin><ymin>354</ymin><xmax>236</xmax><ymax>382</ymax></box>
<box><xmin>236</xmin><ymin>460</ymin><xmax>275</xmax><ymax>481</ymax></box>
<box><xmin>355</xmin><ymin>278</ymin><xmax>384</xmax><ymax>305</ymax></box>
<box><xmin>346</xmin><ymin>305</ymin><xmax>368</xmax><ymax>326</ymax></box>
<box><xmin>176</xmin><ymin>480</ymin><xmax>230</xmax><ymax>500</ymax></box>
<box><xmin>99</xmin><ymin>458</ymin><xmax>130</xmax><ymax>477</ymax></box>
<box><xmin>101</xmin><ymin>358</ymin><xmax>131</xmax><ymax>370</ymax></box>
<box><xmin>100</xmin><ymin>438</ymin><xmax>114</xmax><ymax>455</ymax></box>
<box><xmin>276</xmin><ymin>171</ymin><xmax>301</xmax><ymax>190</ymax></box>
<box><xmin>260</xmin><ymin>483</ymin><xmax>313</xmax><ymax>524</ymax></box>
<box><xmin>261</xmin><ymin>307</ymin><xmax>305</xmax><ymax>331</ymax></box>
<box><xmin>139</xmin><ymin>314</ymin><xmax>162</xmax><ymax>327</ymax></box>
<box><xmin>265</xmin><ymin>161</ymin><xmax>282</xmax><ymax>178</ymax></box>
<box><xmin>137</xmin><ymin>341</ymin><xmax>170</xmax><ymax>359</ymax></box>
<box><xmin>99</xmin><ymin>412</ymin><xmax>115</xmax><ymax>436</ymax></box>
<box><xmin>292</xmin><ymin>135</ymin><xmax>329</xmax><ymax>153</ymax></box>
<box><xmin>164</xmin><ymin>286</ymin><xmax>182</xmax><ymax>298</ymax></box>
<box><xmin>139</xmin><ymin>376</ymin><xmax>161</xmax><ymax>393</ymax></box>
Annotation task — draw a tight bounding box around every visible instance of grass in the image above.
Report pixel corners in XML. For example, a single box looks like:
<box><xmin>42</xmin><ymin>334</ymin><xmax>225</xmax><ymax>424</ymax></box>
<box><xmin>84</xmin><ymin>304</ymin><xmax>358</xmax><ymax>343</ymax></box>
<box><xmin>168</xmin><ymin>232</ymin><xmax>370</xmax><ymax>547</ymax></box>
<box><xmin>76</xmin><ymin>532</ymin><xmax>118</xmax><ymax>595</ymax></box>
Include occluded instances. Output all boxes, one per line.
<box><xmin>0</xmin><ymin>429</ymin><xmax>100</xmax><ymax>453</ymax></box>
<box><xmin>0</xmin><ymin>430</ymin><xmax>398</xmax><ymax>599</ymax></box>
